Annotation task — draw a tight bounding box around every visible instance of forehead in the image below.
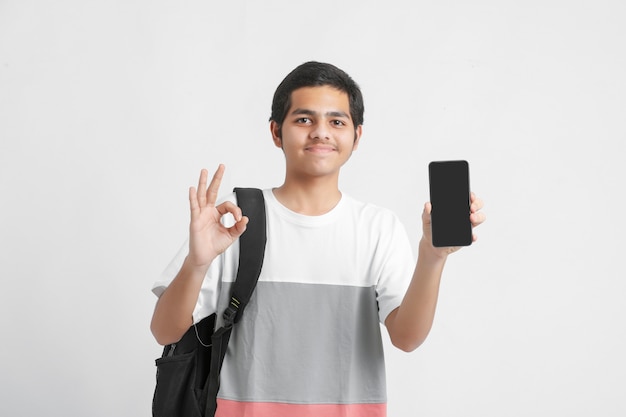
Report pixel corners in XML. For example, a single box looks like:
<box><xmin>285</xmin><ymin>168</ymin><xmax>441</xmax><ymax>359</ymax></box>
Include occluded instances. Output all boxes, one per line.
<box><xmin>288</xmin><ymin>86</ymin><xmax>351</xmax><ymax>115</ymax></box>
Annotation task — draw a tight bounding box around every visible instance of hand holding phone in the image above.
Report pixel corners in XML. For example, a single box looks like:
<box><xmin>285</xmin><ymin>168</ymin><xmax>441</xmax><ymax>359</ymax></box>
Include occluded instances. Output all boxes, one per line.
<box><xmin>428</xmin><ymin>160</ymin><xmax>473</xmax><ymax>247</ymax></box>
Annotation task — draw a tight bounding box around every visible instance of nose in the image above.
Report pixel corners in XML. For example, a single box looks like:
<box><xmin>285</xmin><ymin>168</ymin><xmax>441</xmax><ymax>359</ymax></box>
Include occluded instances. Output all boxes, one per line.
<box><xmin>309</xmin><ymin>121</ymin><xmax>330</xmax><ymax>141</ymax></box>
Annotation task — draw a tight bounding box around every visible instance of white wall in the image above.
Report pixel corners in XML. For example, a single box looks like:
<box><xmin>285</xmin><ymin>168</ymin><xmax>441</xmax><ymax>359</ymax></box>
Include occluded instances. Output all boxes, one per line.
<box><xmin>1</xmin><ymin>1</ymin><xmax>625</xmax><ymax>416</ymax></box>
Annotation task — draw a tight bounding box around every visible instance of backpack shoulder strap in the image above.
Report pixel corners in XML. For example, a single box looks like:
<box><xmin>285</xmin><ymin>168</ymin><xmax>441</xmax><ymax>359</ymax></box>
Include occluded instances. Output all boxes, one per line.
<box><xmin>227</xmin><ymin>187</ymin><xmax>266</xmax><ymax>324</ymax></box>
<box><xmin>203</xmin><ymin>187</ymin><xmax>266</xmax><ymax>417</ymax></box>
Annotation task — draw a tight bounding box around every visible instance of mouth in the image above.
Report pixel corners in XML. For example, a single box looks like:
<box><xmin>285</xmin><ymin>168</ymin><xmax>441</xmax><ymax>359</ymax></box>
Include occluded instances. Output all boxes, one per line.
<box><xmin>305</xmin><ymin>144</ymin><xmax>336</xmax><ymax>153</ymax></box>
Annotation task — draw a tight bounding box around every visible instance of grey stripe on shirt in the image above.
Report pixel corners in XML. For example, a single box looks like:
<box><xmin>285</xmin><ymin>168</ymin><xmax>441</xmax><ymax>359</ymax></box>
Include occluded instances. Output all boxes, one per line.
<box><xmin>216</xmin><ymin>281</ymin><xmax>387</xmax><ymax>404</ymax></box>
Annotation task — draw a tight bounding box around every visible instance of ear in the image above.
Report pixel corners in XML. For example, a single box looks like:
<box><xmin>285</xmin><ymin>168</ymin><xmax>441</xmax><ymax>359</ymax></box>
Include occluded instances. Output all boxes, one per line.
<box><xmin>352</xmin><ymin>125</ymin><xmax>363</xmax><ymax>151</ymax></box>
<box><xmin>270</xmin><ymin>120</ymin><xmax>283</xmax><ymax>148</ymax></box>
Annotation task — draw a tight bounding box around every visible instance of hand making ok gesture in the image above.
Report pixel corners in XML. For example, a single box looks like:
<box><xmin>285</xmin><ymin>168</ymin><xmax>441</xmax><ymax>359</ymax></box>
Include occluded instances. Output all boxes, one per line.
<box><xmin>187</xmin><ymin>164</ymin><xmax>249</xmax><ymax>268</ymax></box>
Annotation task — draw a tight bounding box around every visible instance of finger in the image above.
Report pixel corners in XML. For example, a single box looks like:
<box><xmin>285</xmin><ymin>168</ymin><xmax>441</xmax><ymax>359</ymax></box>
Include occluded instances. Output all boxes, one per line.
<box><xmin>422</xmin><ymin>202</ymin><xmax>432</xmax><ymax>222</ymax></box>
<box><xmin>206</xmin><ymin>164</ymin><xmax>225</xmax><ymax>207</ymax></box>
<box><xmin>215</xmin><ymin>201</ymin><xmax>243</xmax><ymax>222</ymax></box>
<box><xmin>470</xmin><ymin>200</ymin><xmax>483</xmax><ymax>213</ymax></box>
<box><xmin>189</xmin><ymin>186</ymin><xmax>200</xmax><ymax>216</ymax></box>
<box><xmin>470</xmin><ymin>211</ymin><xmax>486</xmax><ymax>226</ymax></box>
<box><xmin>470</xmin><ymin>195</ymin><xmax>484</xmax><ymax>213</ymax></box>
<box><xmin>196</xmin><ymin>169</ymin><xmax>209</xmax><ymax>207</ymax></box>
<box><xmin>228</xmin><ymin>216</ymin><xmax>249</xmax><ymax>239</ymax></box>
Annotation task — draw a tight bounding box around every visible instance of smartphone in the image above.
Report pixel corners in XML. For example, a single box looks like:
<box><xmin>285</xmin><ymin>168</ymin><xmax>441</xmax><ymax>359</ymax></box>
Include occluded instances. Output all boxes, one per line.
<box><xmin>428</xmin><ymin>160</ymin><xmax>472</xmax><ymax>247</ymax></box>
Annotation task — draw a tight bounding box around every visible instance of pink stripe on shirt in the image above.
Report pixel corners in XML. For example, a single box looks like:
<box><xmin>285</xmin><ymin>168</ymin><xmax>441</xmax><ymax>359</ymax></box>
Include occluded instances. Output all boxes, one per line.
<box><xmin>216</xmin><ymin>399</ymin><xmax>386</xmax><ymax>417</ymax></box>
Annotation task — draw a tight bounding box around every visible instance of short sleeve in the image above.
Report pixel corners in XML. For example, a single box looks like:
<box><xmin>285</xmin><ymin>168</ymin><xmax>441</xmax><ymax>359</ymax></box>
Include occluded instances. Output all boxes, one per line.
<box><xmin>151</xmin><ymin>239</ymin><xmax>225</xmax><ymax>324</ymax></box>
<box><xmin>151</xmin><ymin>240</ymin><xmax>188</xmax><ymax>298</ymax></box>
<box><xmin>373</xmin><ymin>212</ymin><xmax>415</xmax><ymax>324</ymax></box>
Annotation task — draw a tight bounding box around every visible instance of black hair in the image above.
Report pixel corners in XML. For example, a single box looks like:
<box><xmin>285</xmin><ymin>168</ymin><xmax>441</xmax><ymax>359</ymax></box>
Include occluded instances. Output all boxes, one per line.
<box><xmin>269</xmin><ymin>61</ymin><xmax>365</xmax><ymax>130</ymax></box>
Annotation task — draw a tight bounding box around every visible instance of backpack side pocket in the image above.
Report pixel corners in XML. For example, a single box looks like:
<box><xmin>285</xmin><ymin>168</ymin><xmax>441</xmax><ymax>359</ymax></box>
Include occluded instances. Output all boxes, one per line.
<box><xmin>153</xmin><ymin>350</ymin><xmax>203</xmax><ymax>417</ymax></box>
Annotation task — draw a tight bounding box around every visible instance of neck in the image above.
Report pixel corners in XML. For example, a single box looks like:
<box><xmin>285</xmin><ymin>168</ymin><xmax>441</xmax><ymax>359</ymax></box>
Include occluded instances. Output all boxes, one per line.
<box><xmin>273</xmin><ymin>176</ymin><xmax>342</xmax><ymax>216</ymax></box>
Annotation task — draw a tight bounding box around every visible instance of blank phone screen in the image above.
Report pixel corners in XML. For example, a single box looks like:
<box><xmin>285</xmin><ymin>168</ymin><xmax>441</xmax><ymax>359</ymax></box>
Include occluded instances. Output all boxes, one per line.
<box><xmin>428</xmin><ymin>160</ymin><xmax>472</xmax><ymax>247</ymax></box>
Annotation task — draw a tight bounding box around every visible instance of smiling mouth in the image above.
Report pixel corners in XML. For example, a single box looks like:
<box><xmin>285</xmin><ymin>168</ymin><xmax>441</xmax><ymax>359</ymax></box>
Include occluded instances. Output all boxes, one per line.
<box><xmin>305</xmin><ymin>145</ymin><xmax>336</xmax><ymax>153</ymax></box>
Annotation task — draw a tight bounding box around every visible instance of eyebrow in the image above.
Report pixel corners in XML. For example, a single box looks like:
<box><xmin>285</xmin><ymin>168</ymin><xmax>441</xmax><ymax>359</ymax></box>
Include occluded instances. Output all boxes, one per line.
<box><xmin>290</xmin><ymin>108</ymin><xmax>351</xmax><ymax>119</ymax></box>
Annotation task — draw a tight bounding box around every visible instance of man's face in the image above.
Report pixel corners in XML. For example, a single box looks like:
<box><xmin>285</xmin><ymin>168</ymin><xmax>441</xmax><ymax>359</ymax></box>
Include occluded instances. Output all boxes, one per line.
<box><xmin>270</xmin><ymin>85</ymin><xmax>362</xmax><ymax>180</ymax></box>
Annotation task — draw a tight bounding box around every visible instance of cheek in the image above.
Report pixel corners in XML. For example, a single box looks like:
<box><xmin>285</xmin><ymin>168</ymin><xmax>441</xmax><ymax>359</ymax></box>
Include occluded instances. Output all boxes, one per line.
<box><xmin>341</xmin><ymin>134</ymin><xmax>359</xmax><ymax>151</ymax></box>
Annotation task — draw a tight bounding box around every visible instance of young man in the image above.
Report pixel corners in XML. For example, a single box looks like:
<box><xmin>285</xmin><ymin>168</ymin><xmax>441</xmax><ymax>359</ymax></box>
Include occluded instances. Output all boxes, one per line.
<box><xmin>151</xmin><ymin>61</ymin><xmax>485</xmax><ymax>417</ymax></box>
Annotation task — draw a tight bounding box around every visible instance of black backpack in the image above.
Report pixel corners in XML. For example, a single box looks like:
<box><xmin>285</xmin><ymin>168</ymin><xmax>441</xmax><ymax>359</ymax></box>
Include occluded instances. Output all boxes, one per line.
<box><xmin>152</xmin><ymin>188</ymin><xmax>266</xmax><ymax>417</ymax></box>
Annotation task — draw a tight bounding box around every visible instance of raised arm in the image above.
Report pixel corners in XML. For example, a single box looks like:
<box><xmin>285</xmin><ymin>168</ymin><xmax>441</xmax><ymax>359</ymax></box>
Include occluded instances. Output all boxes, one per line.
<box><xmin>150</xmin><ymin>165</ymin><xmax>249</xmax><ymax>345</ymax></box>
<box><xmin>385</xmin><ymin>193</ymin><xmax>485</xmax><ymax>352</ymax></box>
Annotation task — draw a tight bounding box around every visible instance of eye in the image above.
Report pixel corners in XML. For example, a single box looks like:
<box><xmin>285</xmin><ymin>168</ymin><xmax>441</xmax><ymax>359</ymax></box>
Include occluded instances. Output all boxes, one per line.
<box><xmin>296</xmin><ymin>117</ymin><xmax>312</xmax><ymax>124</ymax></box>
<box><xmin>331</xmin><ymin>120</ymin><xmax>346</xmax><ymax>127</ymax></box>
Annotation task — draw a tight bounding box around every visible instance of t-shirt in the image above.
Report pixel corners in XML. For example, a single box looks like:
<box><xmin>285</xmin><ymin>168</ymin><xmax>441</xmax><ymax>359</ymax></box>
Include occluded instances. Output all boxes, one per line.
<box><xmin>153</xmin><ymin>189</ymin><xmax>415</xmax><ymax>417</ymax></box>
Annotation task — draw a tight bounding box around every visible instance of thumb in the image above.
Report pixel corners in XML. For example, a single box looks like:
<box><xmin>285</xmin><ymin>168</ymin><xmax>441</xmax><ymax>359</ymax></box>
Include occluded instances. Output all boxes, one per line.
<box><xmin>228</xmin><ymin>216</ymin><xmax>249</xmax><ymax>239</ymax></box>
<box><xmin>422</xmin><ymin>202</ymin><xmax>432</xmax><ymax>224</ymax></box>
